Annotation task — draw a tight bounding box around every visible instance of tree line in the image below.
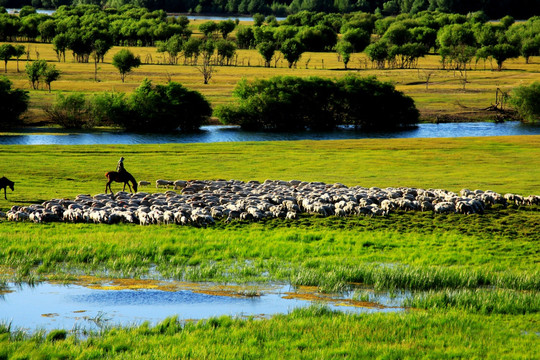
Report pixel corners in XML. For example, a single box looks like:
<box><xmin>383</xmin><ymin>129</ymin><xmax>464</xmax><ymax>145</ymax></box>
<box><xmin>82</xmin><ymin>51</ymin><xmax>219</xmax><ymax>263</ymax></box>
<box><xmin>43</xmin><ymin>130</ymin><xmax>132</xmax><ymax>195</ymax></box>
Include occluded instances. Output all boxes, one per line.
<box><xmin>2</xmin><ymin>0</ymin><xmax>539</xmax><ymax>19</ymax></box>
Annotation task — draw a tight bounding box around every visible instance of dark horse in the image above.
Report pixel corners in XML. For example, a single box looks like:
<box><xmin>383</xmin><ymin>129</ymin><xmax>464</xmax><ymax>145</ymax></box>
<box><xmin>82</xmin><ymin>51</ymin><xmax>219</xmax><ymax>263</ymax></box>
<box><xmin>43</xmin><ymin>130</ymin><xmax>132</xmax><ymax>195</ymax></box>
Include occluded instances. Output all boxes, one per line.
<box><xmin>0</xmin><ymin>176</ymin><xmax>14</xmax><ymax>200</ymax></box>
<box><xmin>105</xmin><ymin>171</ymin><xmax>138</xmax><ymax>195</ymax></box>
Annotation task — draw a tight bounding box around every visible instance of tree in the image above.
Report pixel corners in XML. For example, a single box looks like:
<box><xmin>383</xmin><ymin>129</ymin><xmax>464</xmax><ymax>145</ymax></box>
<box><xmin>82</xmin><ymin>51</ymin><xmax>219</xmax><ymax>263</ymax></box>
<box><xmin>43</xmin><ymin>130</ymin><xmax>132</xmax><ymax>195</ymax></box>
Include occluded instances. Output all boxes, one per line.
<box><xmin>490</xmin><ymin>43</ymin><xmax>520</xmax><ymax>71</ymax></box>
<box><xmin>336</xmin><ymin>40</ymin><xmax>354</xmax><ymax>69</ymax></box>
<box><xmin>0</xmin><ymin>43</ymin><xmax>15</xmax><ymax>73</ymax></box>
<box><xmin>120</xmin><ymin>79</ymin><xmax>212</xmax><ymax>132</ymax></box>
<box><xmin>509</xmin><ymin>81</ymin><xmax>540</xmax><ymax>123</ymax></box>
<box><xmin>342</xmin><ymin>28</ymin><xmax>371</xmax><ymax>52</ymax></box>
<box><xmin>0</xmin><ymin>76</ymin><xmax>29</xmax><ymax>129</ymax></box>
<box><xmin>13</xmin><ymin>45</ymin><xmax>25</xmax><ymax>72</ymax></box>
<box><xmin>112</xmin><ymin>49</ymin><xmax>141</xmax><ymax>83</ymax></box>
<box><xmin>157</xmin><ymin>34</ymin><xmax>184</xmax><ymax>65</ymax></box>
<box><xmin>280</xmin><ymin>38</ymin><xmax>304</xmax><ymax>68</ymax></box>
<box><xmin>216</xmin><ymin>75</ymin><xmax>419</xmax><ymax>131</ymax></box>
<box><xmin>199</xmin><ymin>21</ymin><xmax>218</xmax><ymax>38</ymax></box>
<box><xmin>217</xmin><ymin>19</ymin><xmax>236</xmax><ymax>39</ymax></box>
<box><xmin>216</xmin><ymin>40</ymin><xmax>236</xmax><ymax>65</ymax></box>
<box><xmin>197</xmin><ymin>40</ymin><xmax>216</xmax><ymax>85</ymax></box>
<box><xmin>53</xmin><ymin>33</ymin><xmax>69</xmax><ymax>62</ymax></box>
<box><xmin>257</xmin><ymin>41</ymin><xmax>276</xmax><ymax>67</ymax></box>
<box><xmin>437</xmin><ymin>23</ymin><xmax>477</xmax><ymax>70</ymax></box>
<box><xmin>91</xmin><ymin>38</ymin><xmax>112</xmax><ymax>81</ymax></box>
<box><xmin>43</xmin><ymin>64</ymin><xmax>60</xmax><ymax>93</ymax></box>
<box><xmin>25</xmin><ymin>59</ymin><xmax>47</xmax><ymax>90</ymax></box>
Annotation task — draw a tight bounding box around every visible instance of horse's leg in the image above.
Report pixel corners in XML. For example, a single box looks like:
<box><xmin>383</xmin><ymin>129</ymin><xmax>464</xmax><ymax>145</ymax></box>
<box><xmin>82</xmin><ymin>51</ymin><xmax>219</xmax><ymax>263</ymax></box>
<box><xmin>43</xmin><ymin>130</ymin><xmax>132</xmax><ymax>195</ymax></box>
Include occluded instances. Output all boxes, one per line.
<box><xmin>105</xmin><ymin>180</ymin><xmax>112</xmax><ymax>194</ymax></box>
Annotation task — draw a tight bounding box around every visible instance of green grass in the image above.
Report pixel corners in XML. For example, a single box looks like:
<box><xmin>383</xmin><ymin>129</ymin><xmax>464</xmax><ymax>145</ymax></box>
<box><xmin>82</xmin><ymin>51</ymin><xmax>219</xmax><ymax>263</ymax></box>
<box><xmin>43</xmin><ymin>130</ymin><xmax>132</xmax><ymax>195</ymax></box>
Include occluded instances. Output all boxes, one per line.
<box><xmin>0</xmin><ymin>308</ymin><xmax>538</xmax><ymax>359</ymax></box>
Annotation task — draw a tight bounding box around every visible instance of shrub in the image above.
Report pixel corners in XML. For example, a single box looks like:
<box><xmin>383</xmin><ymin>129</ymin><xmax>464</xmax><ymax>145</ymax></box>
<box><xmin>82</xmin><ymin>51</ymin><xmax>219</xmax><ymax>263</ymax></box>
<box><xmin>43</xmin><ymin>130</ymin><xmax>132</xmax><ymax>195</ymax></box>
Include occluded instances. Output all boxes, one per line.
<box><xmin>216</xmin><ymin>75</ymin><xmax>419</xmax><ymax>131</ymax></box>
<box><xmin>44</xmin><ymin>93</ymin><xmax>93</xmax><ymax>129</ymax></box>
<box><xmin>509</xmin><ymin>81</ymin><xmax>540</xmax><ymax>123</ymax></box>
<box><xmin>119</xmin><ymin>79</ymin><xmax>212</xmax><ymax>132</ymax></box>
<box><xmin>0</xmin><ymin>76</ymin><xmax>29</xmax><ymax>129</ymax></box>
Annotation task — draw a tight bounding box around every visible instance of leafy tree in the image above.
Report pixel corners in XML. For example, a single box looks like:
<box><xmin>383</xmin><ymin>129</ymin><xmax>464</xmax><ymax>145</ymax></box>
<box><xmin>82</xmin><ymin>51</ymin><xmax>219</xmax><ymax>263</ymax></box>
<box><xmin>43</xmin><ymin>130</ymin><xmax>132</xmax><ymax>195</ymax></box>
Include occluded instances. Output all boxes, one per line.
<box><xmin>112</xmin><ymin>49</ymin><xmax>141</xmax><ymax>82</ymax></box>
<box><xmin>280</xmin><ymin>38</ymin><xmax>304</xmax><ymax>68</ymax></box>
<box><xmin>183</xmin><ymin>38</ymin><xmax>202</xmax><ymax>64</ymax></box>
<box><xmin>157</xmin><ymin>34</ymin><xmax>184</xmax><ymax>64</ymax></box>
<box><xmin>216</xmin><ymin>39</ymin><xmax>236</xmax><ymax>65</ymax></box>
<box><xmin>257</xmin><ymin>41</ymin><xmax>276</xmax><ymax>67</ymax></box>
<box><xmin>0</xmin><ymin>43</ymin><xmax>14</xmax><ymax>73</ymax></box>
<box><xmin>342</xmin><ymin>28</ymin><xmax>370</xmax><ymax>52</ymax></box>
<box><xmin>509</xmin><ymin>81</ymin><xmax>540</xmax><ymax>123</ymax></box>
<box><xmin>121</xmin><ymin>79</ymin><xmax>212</xmax><ymax>132</ymax></box>
<box><xmin>37</xmin><ymin>19</ymin><xmax>56</xmax><ymax>42</ymax></box>
<box><xmin>336</xmin><ymin>39</ymin><xmax>354</xmax><ymax>69</ymax></box>
<box><xmin>365</xmin><ymin>39</ymin><xmax>389</xmax><ymax>68</ymax></box>
<box><xmin>217</xmin><ymin>19</ymin><xmax>236</xmax><ymax>39</ymax></box>
<box><xmin>490</xmin><ymin>43</ymin><xmax>520</xmax><ymax>71</ymax></box>
<box><xmin>197</xmin><ymin>40</ymin><xmax>216</xmax><ymax>84</ymax></box>
<box><xmin>43</xmin><ymin>64</ymin><xmax>61</xmax><ymax>93</ymax></box>
<box><xmin>521</xmin><ymin>36</ymin><xmax>540</xmax><ymax>64</ymax></box>
<box><xmin>216</xmin><ymin>75</ymin><xmax>419</xmax><ymax>131</ymax></box>
<box><xmin>13</xmin><ymin>45</ymin><xmax>25</xmax><ymax>72</ymax></box>
<box><xmin>25</xmin><ymin>59</ymin><xmax>47</xmax><ymax>90</ymax></box>
<box><xmin>53</xmin><ymin>33</ymin><xmax>69</xmax><ymax>62</ymax></box>
<box><xmin>0</xmin><ymin>76</ymin><xmax>29</xmax><ymax>129</ymax></box>
<box><xmin>199</xmin><ymin>21</ymin><xmax>218</xmax><ymax>38</ymax></box>
<box><xmin>253</xmin><ymin>13</ymin><xmax>265</xmax><ymax>26</ymax></box>
<box><xmin>437</xmin><ymin>23</ymin><xmax>477</xmax><ymax>70</ymax></box>
<box><xmin>236</xmin><ymin>25</ymin><xmax>256</xmax><ymax>49</ymax></box>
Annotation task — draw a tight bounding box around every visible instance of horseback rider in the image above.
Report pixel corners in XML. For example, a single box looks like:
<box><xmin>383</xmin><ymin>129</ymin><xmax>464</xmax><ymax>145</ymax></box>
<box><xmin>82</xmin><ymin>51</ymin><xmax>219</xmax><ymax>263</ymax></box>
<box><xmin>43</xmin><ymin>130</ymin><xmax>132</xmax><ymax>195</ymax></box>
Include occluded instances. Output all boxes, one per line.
<box><xmin>117</xmin><ymin>157</ymin><xmax>126</xmax><ymax>174</ymax></box>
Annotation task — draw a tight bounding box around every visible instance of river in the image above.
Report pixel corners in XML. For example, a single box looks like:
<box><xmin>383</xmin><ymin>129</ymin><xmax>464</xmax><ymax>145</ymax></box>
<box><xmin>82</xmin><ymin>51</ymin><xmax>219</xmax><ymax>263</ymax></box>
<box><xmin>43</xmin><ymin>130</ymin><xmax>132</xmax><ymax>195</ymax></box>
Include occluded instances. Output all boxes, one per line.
<box><xmin>0</xmin><ymin>122</ymin><xmax>539</xmax><ymax>145</ymax></box>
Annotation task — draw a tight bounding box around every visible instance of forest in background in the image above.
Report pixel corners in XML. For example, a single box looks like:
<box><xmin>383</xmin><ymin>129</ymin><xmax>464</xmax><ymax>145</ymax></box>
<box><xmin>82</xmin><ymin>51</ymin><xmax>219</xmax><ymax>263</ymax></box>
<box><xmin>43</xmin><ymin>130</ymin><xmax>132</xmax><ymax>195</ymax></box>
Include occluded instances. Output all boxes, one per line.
<box><xmin>1</xmin><ymin>0</ymin><xmax>539</xmax><ymax>19</ymax></box>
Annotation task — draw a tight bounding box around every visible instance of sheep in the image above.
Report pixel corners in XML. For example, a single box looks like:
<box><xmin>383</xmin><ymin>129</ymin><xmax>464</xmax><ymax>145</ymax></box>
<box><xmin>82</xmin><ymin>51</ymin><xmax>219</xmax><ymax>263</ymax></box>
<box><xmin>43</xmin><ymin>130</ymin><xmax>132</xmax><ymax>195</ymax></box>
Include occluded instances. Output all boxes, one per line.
<box><xmin>138</xmin><ymin>181</ymin><xmax>151</xmax><ymax>187</ymax></box>
<box><xmin>173</xmin><ymin>180</ymin><xmax>187</xmax><ymax>190</ymax></box>
<box><xmin>156</xmin><ymin>179</ymin><xmax>174</xmax><ymax>189</ymax></box>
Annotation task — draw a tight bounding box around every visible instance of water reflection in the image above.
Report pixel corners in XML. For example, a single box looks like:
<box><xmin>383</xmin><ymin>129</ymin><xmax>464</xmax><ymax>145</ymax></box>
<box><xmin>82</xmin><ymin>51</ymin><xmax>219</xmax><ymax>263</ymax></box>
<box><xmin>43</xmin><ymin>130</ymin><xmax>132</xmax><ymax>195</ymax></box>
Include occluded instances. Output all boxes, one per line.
<box><xmin>0</xmin><ymin>281</ymin><xmax>405</xmax><ymax>331</ymax></box>
<box><xmin>1</xmin><ymin>122</ymin><xmax>539</xmax><ymax>145</ymax></box>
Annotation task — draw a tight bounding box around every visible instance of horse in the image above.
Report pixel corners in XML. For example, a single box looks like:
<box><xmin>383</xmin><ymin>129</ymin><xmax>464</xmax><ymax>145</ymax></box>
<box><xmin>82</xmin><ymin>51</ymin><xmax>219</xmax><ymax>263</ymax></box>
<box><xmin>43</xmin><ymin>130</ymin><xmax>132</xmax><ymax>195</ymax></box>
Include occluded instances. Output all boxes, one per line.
<box><xmin>0</xmin><ymin>176</ymin><xmax>14</xmax><ymax>200</ymax></box>
<box><xmin>105</xmin><ymin>171</ymin><xmax>138</xmax><ymax>195</ymax></box>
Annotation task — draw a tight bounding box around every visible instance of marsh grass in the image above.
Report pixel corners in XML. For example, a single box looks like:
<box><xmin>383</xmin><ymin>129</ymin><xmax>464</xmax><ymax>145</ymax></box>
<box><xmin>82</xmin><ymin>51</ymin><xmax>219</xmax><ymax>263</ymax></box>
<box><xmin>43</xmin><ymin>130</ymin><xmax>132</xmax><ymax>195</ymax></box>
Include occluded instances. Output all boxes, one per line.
<box><xmin>406</xmin><ymin>289</ymin><xmax>540</xmax><ymax>315</ymax></box>
<box><xmin>0</xmin><ymin>307</ymin><xmax>538</xmax><ymax>359</ymax></box>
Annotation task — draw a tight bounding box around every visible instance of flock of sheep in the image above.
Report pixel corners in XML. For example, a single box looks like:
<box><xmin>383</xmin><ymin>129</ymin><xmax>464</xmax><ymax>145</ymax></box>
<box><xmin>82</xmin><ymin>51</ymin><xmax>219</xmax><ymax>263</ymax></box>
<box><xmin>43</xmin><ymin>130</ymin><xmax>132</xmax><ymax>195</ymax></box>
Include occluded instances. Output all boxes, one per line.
<box><xmin>1</xmin><ymin>179</ymin><xmax>539</xmax><ymax>226</ymax></box>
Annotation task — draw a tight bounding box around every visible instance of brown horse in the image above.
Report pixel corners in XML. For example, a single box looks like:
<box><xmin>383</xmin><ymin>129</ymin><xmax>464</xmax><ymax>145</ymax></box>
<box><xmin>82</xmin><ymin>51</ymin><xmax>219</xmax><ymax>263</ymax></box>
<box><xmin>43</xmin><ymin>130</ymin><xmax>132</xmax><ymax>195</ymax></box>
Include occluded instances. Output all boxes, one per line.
<box><xmin>0</xmin><ymin>176</ymin><xmax>14</xmax><ymax>200</ymax></box>
<box><xmin>105</xmin><ymin>171</ymin><xmax>138</xmax><ymax>195</ymax></box>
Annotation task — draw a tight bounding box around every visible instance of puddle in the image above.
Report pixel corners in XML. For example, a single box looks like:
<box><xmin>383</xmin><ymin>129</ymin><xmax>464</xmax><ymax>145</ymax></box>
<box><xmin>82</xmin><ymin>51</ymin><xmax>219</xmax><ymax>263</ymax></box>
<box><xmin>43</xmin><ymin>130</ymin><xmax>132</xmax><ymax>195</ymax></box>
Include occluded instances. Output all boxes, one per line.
<box><xmin>0</xmin><ymin>278</ymin><xmax>406</xmax><ymax>331</ymax></box>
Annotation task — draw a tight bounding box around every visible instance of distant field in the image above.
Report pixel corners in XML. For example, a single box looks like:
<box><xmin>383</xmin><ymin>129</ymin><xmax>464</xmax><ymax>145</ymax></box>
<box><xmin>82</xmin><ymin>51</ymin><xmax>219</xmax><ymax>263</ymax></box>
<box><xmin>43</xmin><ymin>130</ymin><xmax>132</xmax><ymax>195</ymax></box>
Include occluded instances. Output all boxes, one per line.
<box><xmin>1</xmin><ymin>41</ymin><xmax>540</xmax><ymax>123</ymax></box>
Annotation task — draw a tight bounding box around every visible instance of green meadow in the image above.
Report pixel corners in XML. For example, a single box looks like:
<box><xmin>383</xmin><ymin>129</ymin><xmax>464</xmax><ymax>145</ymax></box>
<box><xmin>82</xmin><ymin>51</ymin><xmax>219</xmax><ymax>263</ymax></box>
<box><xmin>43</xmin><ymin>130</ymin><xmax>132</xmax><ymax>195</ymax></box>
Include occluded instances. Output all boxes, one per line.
<box><xmin>0</xmin><ymin>137</ymin><xmax>539</xmax><ymax>358</ymax></box>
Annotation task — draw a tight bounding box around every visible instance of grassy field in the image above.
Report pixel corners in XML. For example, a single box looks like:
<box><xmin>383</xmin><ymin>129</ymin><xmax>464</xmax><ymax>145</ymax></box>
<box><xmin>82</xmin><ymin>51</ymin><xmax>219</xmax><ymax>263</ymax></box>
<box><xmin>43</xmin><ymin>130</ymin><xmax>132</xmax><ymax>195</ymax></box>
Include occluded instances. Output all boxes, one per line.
<box><xmin>1</xmin><ymin>41</ymin><xmax>540</xmax><ymax>123</ymax></box>
<box><xmin>0</xmin><ymin>119</ymin><xmax>539</xmax><ymax>354</ymax></box>
<box><xmin>0</xmin><ymin>136</ymin><xmax>539</xmax><ymax>209</ymax></box>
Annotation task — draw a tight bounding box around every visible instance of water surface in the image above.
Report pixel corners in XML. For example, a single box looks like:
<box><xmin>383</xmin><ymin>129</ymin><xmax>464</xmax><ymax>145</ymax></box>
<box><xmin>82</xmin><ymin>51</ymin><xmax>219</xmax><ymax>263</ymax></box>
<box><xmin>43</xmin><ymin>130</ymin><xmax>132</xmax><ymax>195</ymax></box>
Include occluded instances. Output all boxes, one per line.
<box><xmin>0</xmin><ymin>281</ymin><xmax>405</xmax><ymax>331</ymax></box>
<box><xmin>1</xmin><ymin>122</ymin><xmax>539</xmax><ymax>145</ymax></box>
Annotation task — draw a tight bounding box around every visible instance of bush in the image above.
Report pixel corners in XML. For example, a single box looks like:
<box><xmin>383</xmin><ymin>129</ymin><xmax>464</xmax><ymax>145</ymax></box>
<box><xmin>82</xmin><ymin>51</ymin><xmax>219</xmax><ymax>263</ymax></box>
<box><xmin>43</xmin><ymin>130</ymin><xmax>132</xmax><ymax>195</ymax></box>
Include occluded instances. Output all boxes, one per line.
<box><xmin>509</xmin><ymin>81</ymin><xmax>540</xmax><ymax>123</ymax></box>
<box><xmin>216</xmin><ymin>75</ymin><xmax>419</xmax><ymax>131</ymax></box>
<box><xmin>0</xmin><ymin>76</ymin><xmax>29</xmax><ymax>129</ymax></box>
<box><xmin>44</xmin><ymin>93</ymin><xmax>93</xmax><ymax>129</ymax></box>
<box><xmin>121</xmin><ymin>79</ymin><xmax>212</xmax><ymax>132</ymax></box>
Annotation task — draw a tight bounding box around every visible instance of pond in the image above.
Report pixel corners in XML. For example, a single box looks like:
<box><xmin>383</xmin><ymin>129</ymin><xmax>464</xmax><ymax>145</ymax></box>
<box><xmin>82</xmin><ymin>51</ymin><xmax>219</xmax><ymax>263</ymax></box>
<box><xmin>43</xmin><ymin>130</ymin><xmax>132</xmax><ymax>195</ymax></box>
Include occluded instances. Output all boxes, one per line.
<box><xmin>0</xmin><ymin>279</ymin><xmax>406</xmax><ymax>332</ymax></box>
<box><xmin>1</xmin><ymin>122</ymin><xmax>539</xmax><ymax>145</ymax></box>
